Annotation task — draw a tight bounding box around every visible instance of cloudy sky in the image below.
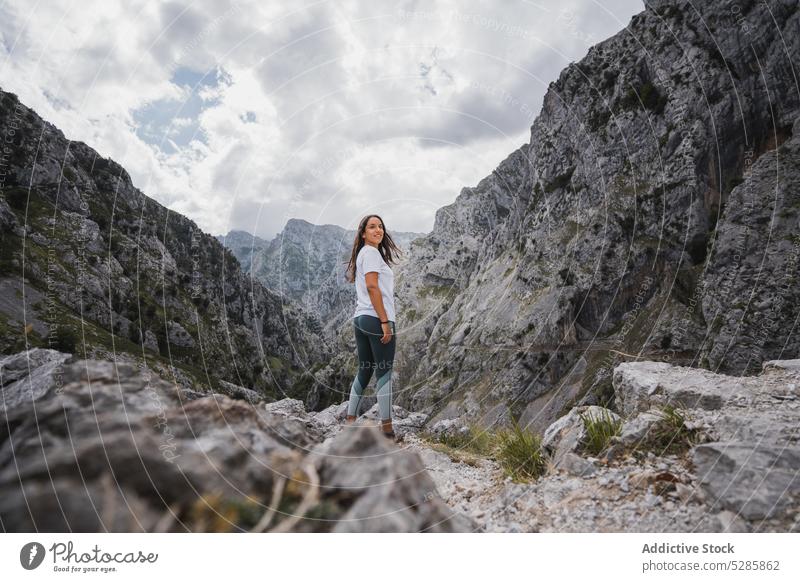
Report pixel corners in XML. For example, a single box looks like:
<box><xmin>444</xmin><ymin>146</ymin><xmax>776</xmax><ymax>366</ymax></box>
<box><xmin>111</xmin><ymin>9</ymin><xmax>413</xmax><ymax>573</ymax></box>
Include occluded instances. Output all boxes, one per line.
<box><xmin>0</xmin><ymin>0</ymin><xmax>643</xmax><ymax>240</ymax></box>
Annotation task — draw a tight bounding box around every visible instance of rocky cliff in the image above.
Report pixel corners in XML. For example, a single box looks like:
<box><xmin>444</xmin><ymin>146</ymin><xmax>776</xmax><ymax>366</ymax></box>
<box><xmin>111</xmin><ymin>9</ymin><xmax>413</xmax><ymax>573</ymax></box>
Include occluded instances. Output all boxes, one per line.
<box><xmin>393</xmin><ymin>0</ymin><xmax>800</xmax><ymax>432</ymax></box>
<box><xmin>0</xmin><ymin>88</ymin><xmax>336</xmax><ymax>408</ymax></box>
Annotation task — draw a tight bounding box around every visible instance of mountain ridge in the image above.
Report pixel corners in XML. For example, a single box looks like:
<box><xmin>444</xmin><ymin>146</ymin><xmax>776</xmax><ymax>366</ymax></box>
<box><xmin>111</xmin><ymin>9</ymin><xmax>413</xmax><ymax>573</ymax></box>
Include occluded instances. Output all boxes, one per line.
<box><xmin>0</xmin><ymin>86</ymin><xmax>337</xmax><ymax>409</ymax></box>
<box><xmin>390</xmin><ymin>0</ymin><xmax>800</xmax><ymax>432</ymax></box>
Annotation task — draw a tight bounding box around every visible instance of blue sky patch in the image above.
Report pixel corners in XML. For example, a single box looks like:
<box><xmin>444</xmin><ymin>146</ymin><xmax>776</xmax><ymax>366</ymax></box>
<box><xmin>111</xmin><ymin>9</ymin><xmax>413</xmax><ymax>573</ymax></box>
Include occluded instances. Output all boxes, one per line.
<box><xmin>132</xmin><ymin>65</ymin><xmax>230</xmax><ymax>153</ymax></box>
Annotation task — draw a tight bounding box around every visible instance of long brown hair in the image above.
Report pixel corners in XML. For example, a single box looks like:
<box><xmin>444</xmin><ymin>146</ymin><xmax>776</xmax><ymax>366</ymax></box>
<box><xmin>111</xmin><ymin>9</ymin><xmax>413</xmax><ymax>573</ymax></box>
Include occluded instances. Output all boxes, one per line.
<box><xmin>345</xmin><ymin>214</ymin><xmax>403</xmax><ymax>283</ymax></box>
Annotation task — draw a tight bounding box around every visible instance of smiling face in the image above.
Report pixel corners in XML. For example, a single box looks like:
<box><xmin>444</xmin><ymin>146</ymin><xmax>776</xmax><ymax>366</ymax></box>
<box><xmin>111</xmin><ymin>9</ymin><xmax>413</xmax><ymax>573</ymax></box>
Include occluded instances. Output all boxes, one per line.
<box><xmin>361</xmin><ymin>216</ymin><xmax>384</xmax><ymax>247</ymax></box>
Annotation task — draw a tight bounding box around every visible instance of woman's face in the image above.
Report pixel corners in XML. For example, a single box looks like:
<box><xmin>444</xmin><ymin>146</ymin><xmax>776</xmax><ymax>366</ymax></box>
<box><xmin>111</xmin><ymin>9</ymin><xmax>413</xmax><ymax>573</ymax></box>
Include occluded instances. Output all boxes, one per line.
<box><xmin>362</xmin><ymin>217</ymin><xmax>384</xmax><ymax>246</ymax></box>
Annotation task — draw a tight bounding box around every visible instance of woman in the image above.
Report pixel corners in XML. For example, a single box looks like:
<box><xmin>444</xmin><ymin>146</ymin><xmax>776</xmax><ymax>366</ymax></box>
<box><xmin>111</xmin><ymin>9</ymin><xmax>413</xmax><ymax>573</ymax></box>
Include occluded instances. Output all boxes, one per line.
<box><xmin>344</xmin><ymin>214</ymin><xmax>403</xmax><ymax>441</ymax></box>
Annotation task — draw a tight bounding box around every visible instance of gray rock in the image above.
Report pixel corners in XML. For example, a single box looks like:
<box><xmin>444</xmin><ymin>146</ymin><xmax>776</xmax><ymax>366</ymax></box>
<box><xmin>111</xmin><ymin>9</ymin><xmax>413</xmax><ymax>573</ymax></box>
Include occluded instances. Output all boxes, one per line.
<box><xmin>763</xmin><ymin>359</ymin><xmax>800</xmax><ymax>373</ymax></box>
<box><xmin>360</xmin><ymin>403</ymin><xmax>428</xmax><ymax>439</ymax></box>
<box><xmin>0</xmin><ymin>475</ymin><xmax>162</xmax><ymax>532</ymax></box>
<box><xmin>619</xmin><ymin>410</ymin><xmax>667</xmax><ymax>446</ymax></box>
<box><xmin>542</xmin><ymin>405</ymin><xmax>620</xmax><ymax>462</ymax></box>
<box><xmin>310</xmin><ymin>401</ymin><xmax>348</xmax><ymax>432</ymax></box>
<box><xmin>554</xmin><ymin>452</ymin><xmax>596</xmax><ymax>477</ymax></box>
<box><xmin>700</xmin><ymin>114</ymin><xmax>800</xmax><ymax>375</ymax></box>
<box><xmin>143</xmin><ymin>330</ymin><xmax>159</xmax><ymax>352</ymax></box>
<box><xmin>0</xmin><ymin>197</ymin><xmax>16</xmax><ymax>231</ymax></box>
<box><xmin>644</xmin><ymin>492</ymin><xmax>661</xmax><ymax>507</ymax></box>
<box><xmin>0</xmin><ymin>348</ymin><xmax>71</xmax><ymax>412</ymax></box>
<box><xmin>613</xmin><ymin>362</ymin><xmax>731</xmax><ymax>416</ymax></box>
<box><xmin>307</xmin><ymin>423</ymin><xmax>476</xmax><ymax>532</ymax></box>
<box><xmin>428</xmin><ymin>417</ymin><xmax>470</xmax><ymax>438</ymax></box>
<box><xmin>0</xmin><ymin>358</ymin><xmax>303</xmax><ymax>531</ymax></box>
<box><xmin>216</xmin><ymin>379</ymin><xmax>264</xmax><ymax>404</ymax></box>
<box><xmin>263</xmin><ymin>397</ymin><xmax>307</xmax><ymax>416</ymax></box>
<box><xmin>258</xmin><ymin>398</ymin><xmax>327</xmax><ymax>450</ymax></box>
<box><xmin>716</xmin><ymin>510</ymin><xmax>750</xmax><ymax>533</ymax></box>
<box><xmin>692</xmin><ymin>442</ymin><xmax>800</xmax><ymax>520</ymax></box>
<box><xmin>167</xmin><ymin>320</ymin><xmax>195</xmax><ymax>348</ymax></box>
<box><xmin>0</xmin><ymin>356</ymin><xmax>465</xmax><ymax>532</ymax></box>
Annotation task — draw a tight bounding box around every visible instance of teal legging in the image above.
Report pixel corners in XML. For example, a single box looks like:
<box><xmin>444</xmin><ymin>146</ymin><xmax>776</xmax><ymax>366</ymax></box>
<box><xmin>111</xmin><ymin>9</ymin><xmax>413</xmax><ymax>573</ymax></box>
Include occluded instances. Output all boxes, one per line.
<box><xmin>347</xmin><ymin>315</ymin><xmax>396</xmax><ymax>420</ymax></box>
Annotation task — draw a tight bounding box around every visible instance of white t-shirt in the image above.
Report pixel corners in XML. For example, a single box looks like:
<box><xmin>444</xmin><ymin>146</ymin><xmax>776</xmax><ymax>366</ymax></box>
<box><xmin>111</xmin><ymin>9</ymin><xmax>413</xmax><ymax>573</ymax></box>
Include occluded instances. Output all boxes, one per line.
<box><xmin>353</xmin><ymin>245</ymin><xmax>396</xmax><ymax>322</ymax></box>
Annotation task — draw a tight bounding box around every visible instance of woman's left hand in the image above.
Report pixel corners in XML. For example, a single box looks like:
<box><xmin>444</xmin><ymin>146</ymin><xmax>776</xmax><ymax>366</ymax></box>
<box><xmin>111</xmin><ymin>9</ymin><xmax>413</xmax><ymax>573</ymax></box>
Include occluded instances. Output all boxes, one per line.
<box><xmin>380</xmin><ymin>322</ymin><xmax>393</xmax><ymax>344</ymax></box>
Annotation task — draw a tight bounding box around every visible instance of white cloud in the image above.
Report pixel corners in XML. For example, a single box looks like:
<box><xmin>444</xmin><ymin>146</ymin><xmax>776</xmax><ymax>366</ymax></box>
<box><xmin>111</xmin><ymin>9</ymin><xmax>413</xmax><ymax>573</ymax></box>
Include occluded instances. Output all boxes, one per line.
<box><xmin>0</xmin><ymin>0</ymin><xmax>643</xmax><ymax>240</ymax></box>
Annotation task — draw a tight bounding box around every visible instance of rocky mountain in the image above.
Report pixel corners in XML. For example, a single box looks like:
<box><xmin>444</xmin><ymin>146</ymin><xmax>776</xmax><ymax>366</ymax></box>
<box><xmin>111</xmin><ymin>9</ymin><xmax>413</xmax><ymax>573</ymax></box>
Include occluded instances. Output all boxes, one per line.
<box><xmin>218</xmin><ymin>220</ymin><xmax>424</xmax><ymax>331</ymax></box>
<box><xmin>1</xmin><ymin>0</ymin><xmax>798</xmax><ymax>534</ymax></box>
<box><xmin>0</xmin><ymin>88</ymin><xmax>338</xmax><ymax>409</ymax></box>
<box><xmin>392</xmin><ymin>0</ymin><xmax>800</xmax><ymax>433</ymax></box>
<box><xmin>215</xmin><ymin>229</ymin><xmax>270</xmax><ymax>276</ymax></box>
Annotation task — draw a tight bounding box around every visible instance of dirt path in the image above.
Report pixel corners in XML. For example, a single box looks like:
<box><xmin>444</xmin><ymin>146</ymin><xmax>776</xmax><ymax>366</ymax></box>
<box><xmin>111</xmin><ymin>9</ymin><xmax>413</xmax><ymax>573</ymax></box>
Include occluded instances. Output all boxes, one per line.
<box><xmin>402</xmin><ymin>433</ymin><xmax>508</xmax><ymax>531</ymax></box>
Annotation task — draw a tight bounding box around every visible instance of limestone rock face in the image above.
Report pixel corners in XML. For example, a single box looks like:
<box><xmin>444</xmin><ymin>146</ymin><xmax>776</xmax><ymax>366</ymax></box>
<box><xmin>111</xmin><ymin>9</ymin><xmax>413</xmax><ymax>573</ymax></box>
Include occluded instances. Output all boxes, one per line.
<box><xmin>380</xmin><ymin>0</ymin><xmax>800</xmax><ymax>432</ymax></box>
<box><xmin>0</xmin><ymin>348</ymin><xmax>72</xmax><ymax>412</ymax></box>
<box><xmin>611</xmin><ymin>358</ymin><xmax>800</xmax><ymax>522</ymax></box>
<box><xmin>699</xmin><ymin>115</ymin><xmax>800</xmax><ymax>374</ymax></box>
<box><xmin>612</xmin><ymin>361</ymin><xmax>732</xmax><ymax>416</ymax></box>
<box><xmin>692</xmin><ymin>442</ymin><xmax>800</xmax><ymax>520</ymax></box>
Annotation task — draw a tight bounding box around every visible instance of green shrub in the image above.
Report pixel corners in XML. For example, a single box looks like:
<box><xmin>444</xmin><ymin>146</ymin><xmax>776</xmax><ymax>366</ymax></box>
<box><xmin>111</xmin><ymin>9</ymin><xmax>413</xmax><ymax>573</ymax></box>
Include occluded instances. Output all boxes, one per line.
<box><xmin>5</xmin><ymin>188</ymin><xmax>28</xmax><ymax>211</ymax></box>
<box><xmin>0</xmin><ymin>233</ymin><xmax>22</xmax><ymax>275</ymax></box>
<box><xmin>619</xmin><ymin>82</ymin><xmax>667</xmax><ymax>114</ymax></box>
<box><xmin>639</xmin><ymin>82</ymin><xmax>667</xmax><ymax>113</ymax></box>
<box><xmin>581</xmin><ymin>409</ymin><xmax>622</xmax><ymax>455</ymax></box>
<box><xmin>544</xmin><ymin>166</ymin><xmax>575</xmax><ymax>193</ymax></box>
<box><xmin>495</xmin><ymin>417</ymin><xmax>547</xmax><ymax>482</ymax></box>
<box><xmin>49</xmin><ymin>324</ymin><xmax>78</xmax><ymax>353</ymax></box>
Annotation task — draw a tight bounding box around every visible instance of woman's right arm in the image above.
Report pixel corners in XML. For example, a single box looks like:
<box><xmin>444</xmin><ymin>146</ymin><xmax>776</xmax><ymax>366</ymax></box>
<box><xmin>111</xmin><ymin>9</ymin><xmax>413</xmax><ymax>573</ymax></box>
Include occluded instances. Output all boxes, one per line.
<box><xmin>365</xmin><ymin>271</ymin><xmax>392</xmax><ymax>343</ymax></box>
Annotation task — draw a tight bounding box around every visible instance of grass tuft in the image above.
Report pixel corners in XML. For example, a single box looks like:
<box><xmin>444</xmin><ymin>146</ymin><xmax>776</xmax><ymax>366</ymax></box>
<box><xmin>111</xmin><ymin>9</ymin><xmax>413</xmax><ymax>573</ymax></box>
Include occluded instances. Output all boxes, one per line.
<box><xmin>421</xmin><ymin>424</ymin><xmax>498</xmax><ymax>466</ymax></box>
<box><xmin>581</xmin><ymin>409</ymin><xmax>622</xmax><ymax>455</ymax></box>
<box><xmin>422</xmin><ymin>417</ymin><xmax>548</xmax><ymax>481</ymax></box>
<box><xmin>495</xmin><ymin>416</ymin><xmax>547</xmax><ymax>483</ymax></box>
<box><xmin>646</xmin><ymin>403</ymin><xmax>698</xmax><ymax>455</ymax></box>
<box><xmin>433</xmin><ymin>425</ymin><xmax>496</xmax><ymax>456</ymax></box>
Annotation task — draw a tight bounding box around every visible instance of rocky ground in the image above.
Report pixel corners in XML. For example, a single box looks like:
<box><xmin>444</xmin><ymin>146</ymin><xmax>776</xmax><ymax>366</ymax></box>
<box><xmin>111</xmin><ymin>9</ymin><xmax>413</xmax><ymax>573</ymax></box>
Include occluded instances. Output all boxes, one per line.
<box><xmin>408</xmin><ymin>359</ymin><xmax>800</xmax><ymax>533</ymax></box>
<box><xmin>1</xmin><ymin>348</ymin><xmax>798</xmax><ymax>532</ymax></box>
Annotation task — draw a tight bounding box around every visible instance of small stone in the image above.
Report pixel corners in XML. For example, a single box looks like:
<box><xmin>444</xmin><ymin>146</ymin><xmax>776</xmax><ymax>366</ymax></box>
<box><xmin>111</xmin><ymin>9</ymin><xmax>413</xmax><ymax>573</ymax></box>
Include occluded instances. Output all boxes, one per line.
<box><xmin>555</xmin><ymin>451</ymin><xmax>596</xmax><ymax>477</ymax></box>
<box><xmin>644</xmin><ymin>492</ymin><xmax>661</xmax><ymax>507</ymax></box>
<box><xmin>675</xmin><ymin>483</ymin><xmax>696</xmax><ymax>503</ymax></box>
<box><xmin>716</xmin><ymin>510</ymin><xmax>750</xmax><ymax>533</ymax></box>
